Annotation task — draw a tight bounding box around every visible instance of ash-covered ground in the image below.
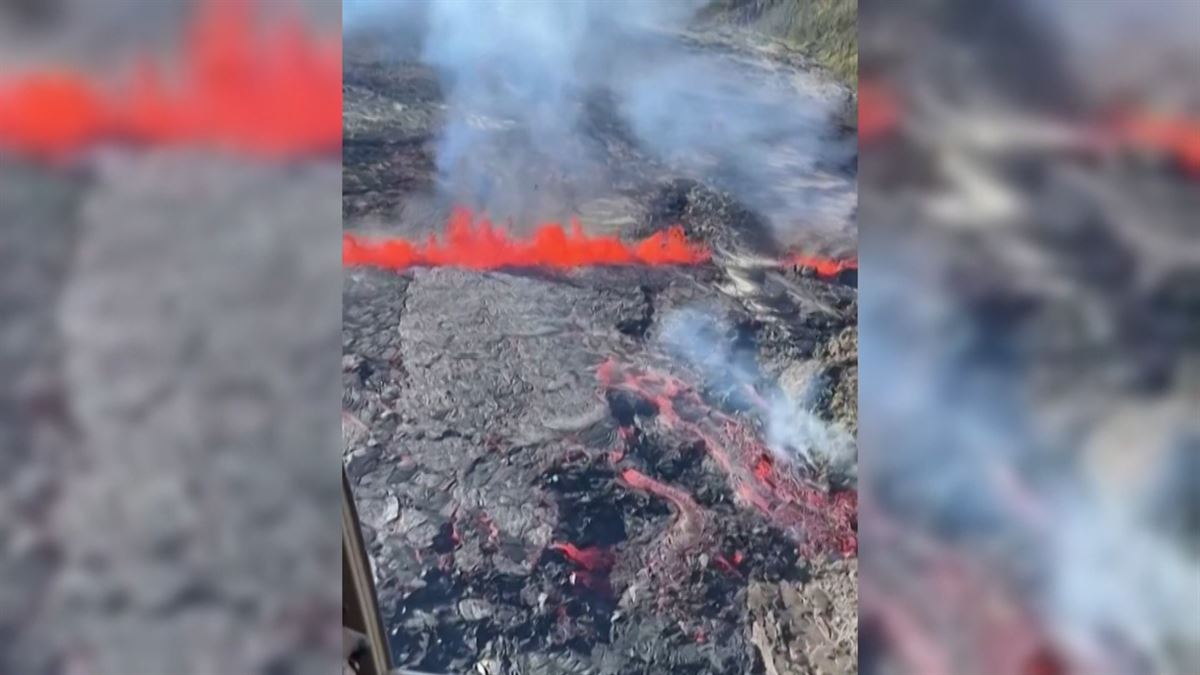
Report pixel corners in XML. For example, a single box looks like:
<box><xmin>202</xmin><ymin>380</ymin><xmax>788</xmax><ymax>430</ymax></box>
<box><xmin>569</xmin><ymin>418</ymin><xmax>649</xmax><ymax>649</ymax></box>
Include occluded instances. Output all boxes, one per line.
<box><xmin>343</xmin><ymin>17</ymin><xmax>859</xmax><ymax>675</ymax></box>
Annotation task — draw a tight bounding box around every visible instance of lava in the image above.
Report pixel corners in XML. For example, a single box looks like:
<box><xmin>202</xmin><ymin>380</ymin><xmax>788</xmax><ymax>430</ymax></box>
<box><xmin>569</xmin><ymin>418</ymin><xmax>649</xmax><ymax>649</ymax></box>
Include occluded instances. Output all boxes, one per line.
<box><xmin>0</xmin><ymin>0</ymin><xmax>341</xmax><ymax>159</ymax></box>
<box><xmin>618</xmin><ymin>467</ymin><xmax>711</xmax><ymax>579</ymax></box>
<box><xmin>620</xmin><ymin>468</ymin><xmax>706</xmax><ymax>535</ymax></box>
<box><xmin>343</xmin><ymin>208</ymin><xmax>711</xmax><ymax>271</ymax></box>
<box><xmin>550</xmin><ymin>543</ymin><xmax>614</xmax><ymax>573</ymax></box>
<box><xmin>858</xmin><ymin>77</ymin><xmax>901</xmax><ymax>144</ymax></box>
<box><xmin>551</xmin><ymin>542</ymin><xmax>616</xmax><ymax>597</ymax></box>
<box><xmin>1111</xmin><ymin>109</ymin><xmax>1200</xmax><ymax>176</ymax></box>
<box><xmin>599</xmin><ymin>360</ymin><xmax>857</xmax><ymax>558</ymax></box>
<box><xmin>786</xmin><ymin>252</ymin><xmax>858</xmax><ymax>279</ymax></box>
<box><xmin>857</xmin><ymin>75</ymin><xmax>1200</xmax><ymax>178</ymax></box>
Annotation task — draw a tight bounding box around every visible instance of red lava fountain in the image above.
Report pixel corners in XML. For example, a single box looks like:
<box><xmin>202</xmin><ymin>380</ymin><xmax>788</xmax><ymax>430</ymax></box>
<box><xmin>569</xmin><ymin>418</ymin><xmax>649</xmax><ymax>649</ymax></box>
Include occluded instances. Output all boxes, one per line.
<box><xmin>343</xmin><ymin>208</ymin><xmax>711</xmax><ymax>271</ymax></box>
<box><xmin>0</xmin><ymin>0</ymin><xmax>341</xmax><ymax>158</ymax></box>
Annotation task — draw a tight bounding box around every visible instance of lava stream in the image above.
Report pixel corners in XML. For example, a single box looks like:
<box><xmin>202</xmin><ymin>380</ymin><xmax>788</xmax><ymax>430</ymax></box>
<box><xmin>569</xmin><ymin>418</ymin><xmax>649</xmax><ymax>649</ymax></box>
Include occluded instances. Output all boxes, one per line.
<box><xmin>0</xmin><ymin>0</ymin><xmax>341</xmax><ymax>158</ymax></box>
<box><xmin>550</xmin><ymin>543</ymin><xmax>614</xmax><ymax>573</ymax></box>
<box><xmin>599</xmin><ymin>360</ymin><xmax>857</xmax><ymax>558</ymax></box>
<box><xmin>343</xmin><ymin>208</ymin><xmax>711</xmax><ymax>271</ymax></box>
<box><xmin>785</xmin><ymin>252</ymin><xmax>858</xmax><ymax>279</ymax></box>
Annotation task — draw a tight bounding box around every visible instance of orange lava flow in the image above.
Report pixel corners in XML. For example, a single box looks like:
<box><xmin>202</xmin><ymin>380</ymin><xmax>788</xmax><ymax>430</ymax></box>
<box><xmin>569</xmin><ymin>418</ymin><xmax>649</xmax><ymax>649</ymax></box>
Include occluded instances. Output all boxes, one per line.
<box><xmin>343</xmin><ymin>208</ymin><xmax>711</xmax><ymax>271</ymax></box>
<box><xmin>785</xmin><ymin>252</ymin><xmax>858</xmax><ymax>279</ymax></box>
<box><xmin>0</xmin><ymin>0</ymin><xmax>341</xmax><ymax>158</ymax></box>
<box><xmin>549</xmin><ymin>543</ymin><xmax>615</xmax><ymax>572</ymax></box>
<box><xmin>1112</xmin><ymin>110</ymin><xmax>1200</xmax><ymax>176</ymax></box>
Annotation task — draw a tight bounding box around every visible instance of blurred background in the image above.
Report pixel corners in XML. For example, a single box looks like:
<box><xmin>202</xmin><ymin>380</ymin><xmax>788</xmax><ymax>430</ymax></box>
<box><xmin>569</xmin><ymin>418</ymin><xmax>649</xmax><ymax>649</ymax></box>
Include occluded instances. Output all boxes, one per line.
<box><xmin>858</xmin><ymin>0</ymin><xmax>1198</xmax><ymax>674</ymax></box>
<box><xmin>5</xmin><ymin>0</ymin><xmax>1197</xmax><ymax>673</ymax></box>
<box><xmin>0</xmin><ymin>1</ymin><xmax>342</xmax><ymax>674</ymax></box>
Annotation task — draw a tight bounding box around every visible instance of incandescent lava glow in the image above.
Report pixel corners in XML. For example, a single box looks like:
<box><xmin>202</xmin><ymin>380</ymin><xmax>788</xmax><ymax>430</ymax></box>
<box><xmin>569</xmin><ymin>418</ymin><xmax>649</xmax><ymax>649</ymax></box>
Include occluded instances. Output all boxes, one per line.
<box><xmin>1110</xmin><ymin>109</ymin><xmax>1200</xmax><ymax>176</ymax></box>
<box><xmin>785</xmin><ymin>252</ymin><xmax>858</xmax><ymax>279</ymax></box>
<box><xmin>858</xmin><ymin>78</ymin><xmax>901</xmax><ymax>144</ymax></box>
<box><xmin>550</xmin><ymin>543</ymin><xmax>615</xmax><ymax>573</ymax></box>
<box><xmin>0</xmin><ymin>0</ymin><xmax>341</xmax><ymax>159</ymax></box>
<box><xmin>343</xmin><ymin>207</ymin><xmax>711</xmax><ymax>271</ymax></box>
<box><xmin>599</xmin><ymin>360</ymin><xmax>857</xmax><ymax>558</ymax></box>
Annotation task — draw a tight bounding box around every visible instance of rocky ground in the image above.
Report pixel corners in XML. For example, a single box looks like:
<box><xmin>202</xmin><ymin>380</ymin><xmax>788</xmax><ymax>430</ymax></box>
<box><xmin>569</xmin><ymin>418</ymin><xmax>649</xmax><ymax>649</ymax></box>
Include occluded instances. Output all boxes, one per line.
<box><xmin>343</xmin><ymin>19</ymin><xmax>859</xmax><ymax>675</ymax></box>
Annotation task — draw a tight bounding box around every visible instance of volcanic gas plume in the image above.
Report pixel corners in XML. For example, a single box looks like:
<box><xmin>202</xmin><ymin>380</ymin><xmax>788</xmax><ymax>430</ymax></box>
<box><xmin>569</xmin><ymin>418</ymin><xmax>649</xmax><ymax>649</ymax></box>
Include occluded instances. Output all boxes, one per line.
<box><xmin>0</xmin><ymin>0</ymin><xmax>340</xmax><ymax>158</ymax></box>
<box><xmin>343</xmin><ymin>207</ymin><xmax>711</xmax><ymax>271</ymax></box>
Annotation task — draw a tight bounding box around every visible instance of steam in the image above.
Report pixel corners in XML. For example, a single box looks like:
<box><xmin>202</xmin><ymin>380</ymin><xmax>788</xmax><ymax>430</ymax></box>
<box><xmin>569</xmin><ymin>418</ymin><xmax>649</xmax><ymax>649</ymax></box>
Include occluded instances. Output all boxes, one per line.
<box><xmin>343</xmin><ymin>0</ymin><xmax>855</xmax><ymax>244</ymax></box>
<box><xmin>860</xmin><ymin>247</ymin><xmax>1200</xmax><ymax>673</ymax></box>
<box><xmin>1028</xmin><ymin>0</ymin><xmax>1200</xmax><ymax>108</ymax></box>
<box><xmin>661</xmin><ymin>309</ymin><xmax>855</xmax><ymax>475</ymax></box>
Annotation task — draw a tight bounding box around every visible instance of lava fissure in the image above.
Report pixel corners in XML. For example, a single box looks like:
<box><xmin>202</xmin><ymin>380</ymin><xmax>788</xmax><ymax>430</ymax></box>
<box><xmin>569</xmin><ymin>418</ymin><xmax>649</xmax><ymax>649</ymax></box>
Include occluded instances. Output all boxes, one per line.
<box><xmin>0</xmin><ymin>0</ymin><xmax>341</xmax><ymax>158</ymax></box>
<box><xmin>550</xmin><ymin>543</ymin><xmax>615</xmax><ymax>573</ymax></box>
<box><xmin>343</xmin><ymin>207</ymin><xmax>711</xmax><ymax>271</ymax></box>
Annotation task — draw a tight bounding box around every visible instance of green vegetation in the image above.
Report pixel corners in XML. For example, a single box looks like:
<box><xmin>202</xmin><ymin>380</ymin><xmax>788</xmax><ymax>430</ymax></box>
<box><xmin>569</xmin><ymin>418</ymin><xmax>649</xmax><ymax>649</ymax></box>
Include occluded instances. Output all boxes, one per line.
<box><xmin>702</xmin><ymin>0</ymin><xmax>857</xmax><ymax>84</ymax></box>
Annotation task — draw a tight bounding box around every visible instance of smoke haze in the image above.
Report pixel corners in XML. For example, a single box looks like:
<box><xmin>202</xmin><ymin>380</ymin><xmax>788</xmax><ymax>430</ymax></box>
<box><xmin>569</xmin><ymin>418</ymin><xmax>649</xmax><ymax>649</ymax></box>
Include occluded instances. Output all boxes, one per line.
<box><xmin>662</xmin><ymin>308</ymin><xmax>856</xmax><ymax>475</ymax></box>
<box><xmin>344</xmin><ymin>0</ymin><xmax>855</xmax><ymax>247</ymax></box>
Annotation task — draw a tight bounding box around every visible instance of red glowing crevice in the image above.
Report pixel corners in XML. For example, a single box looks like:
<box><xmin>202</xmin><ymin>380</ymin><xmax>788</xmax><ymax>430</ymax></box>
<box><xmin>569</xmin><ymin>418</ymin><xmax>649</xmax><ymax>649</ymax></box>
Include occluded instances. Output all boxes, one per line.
<box><xmin>620</xmin><ymin>468</ymin><xmax>706</xmax><ymax>531</ymax></box>
<box><xmin>0</xmin><ymin>0</ymin><xmax>341</xmax><ymax>158</ymax></box>
<box><xmin>550</xmin><ymin>543</ymin><xmax>616</xmax><ymax>596</ymax></box>
<box><xmin>618</xmin><ymin>467</ymin><xmax>711</xmax><ymax>571</ymax></box>
<box><xmin>344</xmin><ymin>208</ymin><xmax>712</xmax><ymax>271</ymax></box>
<box><xmin>550</xmin><ymin>543</ymin><xmax>615</xmax><ymax>574</ymax></box>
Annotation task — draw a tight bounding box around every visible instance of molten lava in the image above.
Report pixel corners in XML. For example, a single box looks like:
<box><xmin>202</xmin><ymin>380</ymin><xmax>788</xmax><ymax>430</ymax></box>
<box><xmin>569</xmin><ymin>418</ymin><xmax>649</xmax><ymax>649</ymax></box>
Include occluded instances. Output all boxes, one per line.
<box><xmin>0</xmin><ymin>0</ymin><xmax>341</xmax><ymax>158</ymax></box>
<box><xmin>343</xmin><ymin>208</ymin><xmax>711</xmax><ymax>271</ymax></box>
<box><xmin>599</xmin><ymin>360</ymin><xmax>857</xmax><ymax>558</ymax></box>
<box><xmin>550</xmin><ymin>543</ymin><xmax>615</xmax><ymax>573</ymax></box>
<box><xmin>786</xmin><ymin>252</ymin><xmax>858</xmax><ymax>279</ymax></box>
<box><xmin>1111</xmin><ymin>109</ymin><xmax>1200</xmax><ymax>176</ymax></box>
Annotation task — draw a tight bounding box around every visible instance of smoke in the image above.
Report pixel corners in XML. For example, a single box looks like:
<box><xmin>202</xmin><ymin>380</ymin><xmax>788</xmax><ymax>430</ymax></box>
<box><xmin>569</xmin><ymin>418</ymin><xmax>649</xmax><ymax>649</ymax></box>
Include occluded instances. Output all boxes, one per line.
<box><xmin>661</xmin><ymin>308</ymin><xmax>856</xmax><ymax>475</ymax></box>
<box><xmin>1027</xmin><ymin>0</ymin><xmax>1200</xmax><ymax>108</ymax></box>
<box><xmin>343</xmin><ymin>0</ymin><xmax>854</xmax><ymax>244</ymax></box>
<box><xmin>860</xmin><ymin>244</ymin><xmax>1200</xmax><ymax>673</ymax></box>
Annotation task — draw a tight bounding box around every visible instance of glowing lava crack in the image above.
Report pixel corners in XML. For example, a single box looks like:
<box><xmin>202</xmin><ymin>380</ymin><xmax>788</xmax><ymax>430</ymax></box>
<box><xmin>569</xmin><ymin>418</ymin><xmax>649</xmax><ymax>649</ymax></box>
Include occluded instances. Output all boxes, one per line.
<box><xmin>343</xmin><ymin>208</ymin><xmax>711</xmax><ymax>271</ymax></box>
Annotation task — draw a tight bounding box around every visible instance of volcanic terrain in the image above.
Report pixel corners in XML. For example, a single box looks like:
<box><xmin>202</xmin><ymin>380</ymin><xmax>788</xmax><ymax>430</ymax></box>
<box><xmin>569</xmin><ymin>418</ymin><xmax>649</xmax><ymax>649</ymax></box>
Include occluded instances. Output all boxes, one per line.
<box><xmin>343</xmin><ymin>19</ymin><xmax>859</xmax><ymax>675</ymax></box>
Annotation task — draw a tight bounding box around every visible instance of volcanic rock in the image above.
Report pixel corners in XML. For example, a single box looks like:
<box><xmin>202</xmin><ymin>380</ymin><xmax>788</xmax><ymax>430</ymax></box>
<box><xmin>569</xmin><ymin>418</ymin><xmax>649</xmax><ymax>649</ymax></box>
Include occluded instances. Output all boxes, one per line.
<box><xmin>344</xmin><ymin>17</ymin><xmax>858</xmax><ymax>675</ymax></box>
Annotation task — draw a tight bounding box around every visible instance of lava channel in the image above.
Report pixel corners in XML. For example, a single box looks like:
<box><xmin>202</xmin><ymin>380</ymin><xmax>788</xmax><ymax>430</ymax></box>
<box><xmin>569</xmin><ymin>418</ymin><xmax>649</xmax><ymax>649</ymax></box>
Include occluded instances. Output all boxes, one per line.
<box><xmin>599</xmin><ymin>360</ymin><xmax>857</xmax><ymax>559</ymax></box>
<box><xmin>785</xmin><ymin>252</ymin><xmax>859</xmax><ymax>279</ymax></box>
<box><xmin>0</xmin><ymin>0</ymin><xmax>341</xmax><ymax>159</ymax></box>
<box><xmin>343</xmin><ymin>207</ymin><xmax>711</xmax><ymax>271</ymax></box>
